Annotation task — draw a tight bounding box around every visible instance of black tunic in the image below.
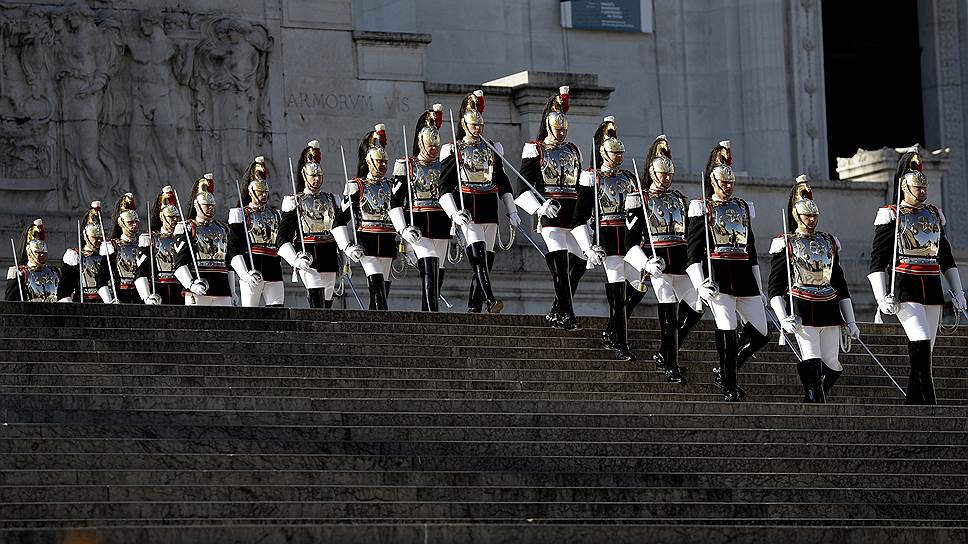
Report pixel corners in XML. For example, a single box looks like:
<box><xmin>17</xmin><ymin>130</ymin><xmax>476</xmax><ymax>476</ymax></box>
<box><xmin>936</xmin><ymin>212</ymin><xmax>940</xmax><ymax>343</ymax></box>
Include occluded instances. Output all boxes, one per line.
<box><xmin>276</xmin><ymin>193</ymin><xmax>343</xmax><ymax>274</ymax></box>
<box><xmin>518</xmin><ymin>141</ymin><xmax>581</xmax><ymax>230</ymax></box>
<box><xmin>439</xmin><ymin>140</ymin><xmax>513</xmax><ymax>225</ymax></box>
<box><xmin>768</xmin><ymin>232</ymin><xmax>850</xmax><ymax>327</ymax></box>
<box><xmin>686</xmin><ymin>198</ymin><xmax>760</xmax><ymax>297</ymax></box>
<box><xmin>175</xmin><ymin>221</ymin><xmax>232</xmax><ymax>298</ymax></box>
<box><xmin>869</xmin><ymin>205</ymin><xmax>955</xmax><ymax>305</ymax></box>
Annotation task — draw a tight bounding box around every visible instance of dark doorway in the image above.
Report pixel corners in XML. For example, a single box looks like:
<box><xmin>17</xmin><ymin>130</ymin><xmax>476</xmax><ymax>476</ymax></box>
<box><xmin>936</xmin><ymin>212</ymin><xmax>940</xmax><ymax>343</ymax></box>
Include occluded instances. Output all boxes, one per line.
<box><xmin>822</xmin><ymin>1</ymin><xmax>924</xmax><ymax>178</ymax></box>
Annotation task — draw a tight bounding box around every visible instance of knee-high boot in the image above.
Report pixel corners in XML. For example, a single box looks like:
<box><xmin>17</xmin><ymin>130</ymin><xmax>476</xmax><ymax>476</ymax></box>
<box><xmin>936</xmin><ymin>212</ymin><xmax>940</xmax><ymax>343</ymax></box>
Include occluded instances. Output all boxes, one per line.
<box><xmin>906</xmin><ymin>339</ymin><xmax>935</xmax><ymax>405</ymax></box>
<box><xmin>605</xmin><ymin>281</ymin><xmax>634</xmax><ymax>361</ymax></box>
<box><xmin>367</xmin><ymin>273</ymin><xmax>388</xmax><ymax>311</ymax></box>
<box><xmin>546</xmin><ymin>250</ymin><xmax>577</xmax><ymax>329</ymax></box>
<box><xmin>418</xmin><ymin>257</ymin><xmax>440</xmax><ymax>312</ymax></box>
<box><xmin>797</xmin><ymin>358</ymin><xmax>824</xmax><ymax>403</ymax></box>
<box><xmin>821</xmin><ymin>364</ymin><xmax>842</xmax><ymax>398</ymax></box>
<box><xmin>656</xmin><ymin>300</ymin><xmax>702</xmax><ymax>370</ymax></box>
<box><xmin>736</xmin><ymin>322</ymin><xmax>770</xmax><ymax>368</ymax></box>
<box><xmin>716</xmin><ymin>329</ymin><xmax>740</xmax><ymax>401</ymax></box>
<box><xmin>657</xmin><ymin>302</ymin><xmax>684</xmax><ymax>383</ymax></box>
<box><xmin>468</xmin><ymin>242</ymin><xmax>502</xmax><ymax>314</ymax></box>
<box><xmin>307</xmin><ymin>288</ymin><xmax>324</xmax><ymax>309</ymax></box>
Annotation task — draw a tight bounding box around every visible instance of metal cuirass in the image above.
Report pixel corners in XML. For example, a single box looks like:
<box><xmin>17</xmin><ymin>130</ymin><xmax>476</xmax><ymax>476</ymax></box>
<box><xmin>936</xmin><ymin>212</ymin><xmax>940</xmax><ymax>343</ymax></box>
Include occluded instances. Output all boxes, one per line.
<box><xmin>193</xmin><ymin>221</ymin><xmax>228</xmax><ymax>268</ymax></box>
<box><xmin>360</xmin><ymin>178</ymin><xmax>393</xmax><ymax>229</ymax></box>
<box><xmin>114</xmin><ymin>239</ymin><xmax>139</xmax><ymax>282</ymax></box>
<box><xmin>300</xmin><ymin>193</ymin><xmax>337</xmax><ymax>239</ymax></box>
<box><xmin>647</xmin><ymin>191</ymin><xmax>687</xmax><ymax>244</ymax></box>
<box><xmin>709</xmin><ymin>199</ymin><xmax>749</xmax><ymax>257</ymax></box>
<box><xmin>411</xmin><ymin>161</ymin><xmax>442</xmax><ymax>209</ymax></box>
<box><xmin>898</xmin><ymin>206</ymin><xmax>941</xmax><ymax>265</ymax></box>
<box><xmin>80</xmin><ymin>253</ymin><xmax>102</xmax><ymax>296</ymax></box>
<box><xmin>246</xmin><ymin>206</ymin><xmax>280</xmax><ymax>246</ymax></box>
<box><xmin>458</xmin><ymin>140</ymin><xmax>496</xmax><ymax>192</ymax></box>
<box><xmin>541</xmin><ymin>143</ymin><xmax>580</xmax><ymax>196</ymax></box>
<box><xmin>597</xmin><ymin>169</ymin><xmax>634</xmax><ymax>224</ymax></box>
<box><xmin>24</xmin><ymin>266</ymin><xmax>60</xmax><ymax>302</ymax></box>
<box><xmin>153</xmin><ymin>232</ymin><xmax>179</xmax><ymax>279</ymax></box>
<box><xmin>789</xmin><ymin>232</ymin><xmax>836</xmax><ymax>300</ymax></box>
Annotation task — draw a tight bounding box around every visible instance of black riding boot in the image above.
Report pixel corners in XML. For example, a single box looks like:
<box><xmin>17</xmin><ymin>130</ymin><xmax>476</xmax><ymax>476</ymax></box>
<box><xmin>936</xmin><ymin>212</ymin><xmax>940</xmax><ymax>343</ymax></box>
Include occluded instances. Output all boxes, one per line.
<box><xmin>655</xmin><ymin>300</ymin><xmax>702</xmax><ymax>371</ymax></box>
<box><xmin>821</xmin><ymin>364</ymin><xmax>842</xmax><ymax>398</ymax></box>
<box><xmin>418</xmin><ymin>257</ymin><xmax>440</xmax><ymax>312</ymax></box>
<box><xmin>736</xmin><ymin>322</ymin><xmax>770</xmax><ymax>368</ymax></box>
<box><xmin>468</xmin><ymin>242</ymin><xmax>502</xmax><ymax>314</ymax></box>
<box><xmin>367</xmin><ymin>273</ymin><xmax>388</xmax><ymax>311</ymax></box>
<box><xmin>323</xmin><ymin>297</ymin><xmax>334</xmax><ymax>309</ymax></box>
<box><xmin>657</xmin><ymin>302</ymin><xmax>684</xmax><ymax>383</ymax></box>
<box><xmin>546</xmin><ymin>250</ymin><xmax>577</xmax><ymax>329</ymax></box>
<box><xmin>797</xmin><ymin>358</ymin><xmax>824</xmax><ymax>403</ymax></box>
<box><xmin>716</xmin><ymin>329</ymin><xmax>740</xmax><ymax>401</ymax></box>
<box><xmin>906</xmin><ymin>339</ymin><xmax>935</xmax><ymax>405</ymax></box>
<box><xmin>606</xmin><ymin>282</ymin><xmax>634</xmax><ymax>361</ymax></box>
<box><xmin>307</xmin><ymin>288</ymin><xmax>324</xmax><ymax>308</ymax></box>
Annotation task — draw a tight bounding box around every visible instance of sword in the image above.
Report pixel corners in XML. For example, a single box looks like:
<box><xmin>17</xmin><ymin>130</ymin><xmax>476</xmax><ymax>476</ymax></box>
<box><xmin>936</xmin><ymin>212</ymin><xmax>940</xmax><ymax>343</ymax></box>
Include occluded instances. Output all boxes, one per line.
<box><xmin>233</xmin><ymin>179</ymin><xmax>264</xmax><ymax>285</ymax></box>
<box><xmin>10</xmin><ymin>239</ymin><xmax>24</xmax><ymax>302</ymax></box>
<box><xmin>479</xmin><ymin>138</ymin><xmax>559</xmax><ymax>215</ymax></box>
<box><xmin>288</xmin><ymin>156</ymin><xmax>313</xmax><ymax>266</ymax></box>
<box><xmin>342</xmin><ymin>264</ymin><xmax>365</xmax><ymax>309</ymax></box>
<box><xmin>77</xmin><ymin>220</ymin><xmax>84</xmax><ymax>303</ymax></box>
<box><xmin>587</xmin><ymin>137</ymin><xmax>600</xmax><ymax>270</ymax></box>
<box><xmin>402</xmin><ymin>125</ymin><xmax>416</xmax><ymax>226</ymax></box>
<box><xmin>171</xmin><ymin>188</ymin><xmax>210</xmax><ymax>294</ymax></box>
<box><xmin>885</xmin><ymin>174</ymin><xmax>904</xmax><ymax>309</ymax></box>
<box><xmin>439</xmin><ymin>291</ymin><xmax>453</xmax><ymax>309</ymax></box>
<box><xmin>505</xmin><ymin>213</ymin><xmax>546</xmax><ymax>256</ymax></box>
<box><xmin>855</xmin><ymin>336</ymin><xmax>906</xmax><ymax>397</ymax></box>
<box><xmin>699</xmin><ymin>171</ymin><xmax>718</xmax><ymax>297</ymax></box>
<box><xmin>760</xmin><ymin>294</ymin><xmax>802</xmax><ymax>361</ymax></box>
<box><xmin>144</xmin><ymin>204</ymin><xmax>162</xmax><ymax>305</ymax></box>
<box><xmin>338</xmin><ymin>145</ymin><xmax>360</xmax><ymax>245</ymax></box>
<box><xmin>780</xmin><ymin>209</ymin><xmax>802</xmax><ymax>340</ymax></box>
<box><xmin>447</xmin><ymin>109</ymin><xmax>467</xmax><ymax>211</ymax></box>
<box><xmin>631</xmin><ymin>157</ymin><xmax>662</xmax><ymax>270</ymax></box>
<box><xmin>94</xmin><ymin>207</ymin><xmax>119</xmax><ymax>303</ymax></box>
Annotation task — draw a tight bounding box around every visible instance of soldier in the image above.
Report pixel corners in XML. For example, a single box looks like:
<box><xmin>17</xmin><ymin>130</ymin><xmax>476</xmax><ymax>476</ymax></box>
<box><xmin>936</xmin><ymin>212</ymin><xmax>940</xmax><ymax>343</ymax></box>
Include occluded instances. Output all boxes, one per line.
<box><xmin>570</xmin><ymin>116</ymin><xmax>638</xmax><ymax>361</ymax></box>
<box><xmin>277</xmin><ymin>140</ymin><xmax>344</xmax><ymax>308</ymax></box>
<box><xmin>868</xmin><ymin>150</ymin><xmax>965</xmax><ymax>405</ymax></box>
<box><xmin>96</xmin><ymin>193</ymin><xmax>144</xmax><ymax>304</ymax></box>
<box><xmin>686</xmin><ymin>141</ymin><xmax>770</xmax><ymax>401</ymax></box>
<box><xmin>6</xmin><ymin>219</ymin><xmax>61</xmax><ymax>302</ymax></box>
<box><xmin>136</xmin><ymin>186</ymin><xmax>184</xmax><ymax>305</ymax></box>
<box><xmin>391</xmin><ymin>105</ymin><xmax>451</xmax><ymax>312</ymax></box>
<box><xmin>173</xmin><ymin>174</ymin><xmax>233</xmax><ymax>306</ymax></box>
<box><xmin>625</xmin><ymin>135</ymin><xmax>701</xmax><ymax>383</ymax></box>
<box><xmin>439</xmin><ymin>90</ymin><xmax>518</xmax><ymax>313</ymax></box>
<box><xmin>229</xmin><ymin>156</ymin><xmax>285</xmax><ymax>307</ymax></box>
<box><xmin>333</xmin><ymin>124</ymin><xmax>401</xmax><ymax>310</ymax></box>
<box><xmin>58</xmin><ymin>202</ymin><xmax>109</xmax><ymax>303</ymax></box>
<box><xmin>516</xmin><ymin>86</ymin><xmax>587</xmax><ymax>329</ymax></box>
<box><xmin>769</xmin><ymin>175</ymin><xmax>860</xmax><ymax>402</ymax></box>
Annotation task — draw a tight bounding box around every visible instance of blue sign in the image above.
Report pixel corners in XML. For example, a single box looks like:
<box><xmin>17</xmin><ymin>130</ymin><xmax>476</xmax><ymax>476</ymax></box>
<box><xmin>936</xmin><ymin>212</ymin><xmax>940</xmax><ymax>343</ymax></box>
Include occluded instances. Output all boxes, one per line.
<box><xmin>560</xmin><ymin>0</ymin><xmax>653</xmax><ymax>33</ymax></box>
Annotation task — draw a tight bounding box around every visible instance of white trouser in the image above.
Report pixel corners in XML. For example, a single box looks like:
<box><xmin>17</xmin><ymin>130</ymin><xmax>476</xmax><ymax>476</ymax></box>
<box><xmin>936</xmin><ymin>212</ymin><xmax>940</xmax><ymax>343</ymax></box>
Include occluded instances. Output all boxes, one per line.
<box><xmin>604</xmin><ymin>255</ymin><xmax>626</xmax><ymax>283</ymax></box>
<box><xmin>708</xmin><ymin>294</ymin><xmax>768</xmax><ymax>335</ymax></box>
<box><xmin>184</xmin><ymin>294</ymin><xmax>232</xmax><ymax>306</ymax></box>
<box><xmin>241</xmin><ymin>280</ymin><xmax>285</xmax><ymax>307</ymax></box>
<box><xmin>897</xmin><ymin>302</ymin><xmax>942</xmax><ymax>345</ymax></box>
<box><xmin>795</xmin><ymin>325</ymin><xmax>843</xmax><ymax>371</ymax></box>
<box><xmin>299</xmin><ymin>269</ymin><xmax>337</xmax><ymax>300</ymax></box>
<box><xmin>541</xmin><ymin>226</ymin><xmax>583</xmax><ymax>257</ymax></box>
<box><xmin>651</xmin><ymin>273</ymin><xmax>701</xmax><ymax>311</ymax></box>
<box><xmin>462</xmin><ymin>223</ymin><xmax>497</xmax><ymax>251</ymax></box>
<box><xmin>410</xmin><ymin>237</ymin><xmax>450</xmax><ymax>264</ymax></box>
<box><xmin>361</xmin><ymin>256</ymin><xmax>393</xmax><ymax>277</ymax></box>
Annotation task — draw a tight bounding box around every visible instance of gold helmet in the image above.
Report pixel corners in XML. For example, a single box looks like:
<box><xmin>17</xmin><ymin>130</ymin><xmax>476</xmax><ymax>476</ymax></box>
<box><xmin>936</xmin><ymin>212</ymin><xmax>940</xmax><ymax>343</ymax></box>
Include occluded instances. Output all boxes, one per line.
<box><xmin>243</xmin><ymin>156</ymin><xmax>270</xmax><ymax>204</ymax></box>
<box><xmin>357</xmin><ymin>124</ymin><xmax>389</xmax><ymax>178</ymax></box>
<box><xmin>593</xmin><ymin>116</ymin><xmax>624</xmax><ymax>168</ymax></box>
<box><xmin>647</xmin><ymin>134</ymin><xmax>674</xmax><ymax>187</ymax></box>
<box><xmin>190</xmin><ymin>173</ymin><xmax>216</xmax><ymax>220</ymax></box>
<box><xmin>413</xmin><ymin>104</ymin><xmax>443</xmax><ymax>158</ymax></box>
<box><xmin>151</xmin><ymin>186</ymin><xmax>180</xmax><ymax>232</ymax></box>
<box><xmin>894</xmin><ymin>150</ymin><xmax>927</xmax><ymax>205</ymax></box>
<box><xmin>704</xmin><ymin>140</ymin><xmax>735</xmax><ymax>197</ymax></box>
<box><xmin>297</xmin><ymin>140</ymin><xmax>323</xmax><ymax>192</ymax></box>
<box><xmin>112</xmin><ymin>192</ymin><xmax>139</xmax><ymax>238</ymax></box>
<box><xmin>82</xmin><ymin>201</ymin><xmax>104</xmax><ymax>247</ymax></box>
<box><xmin>19</xmin><ymin>218</ymin><xmax>48</xmax><ymax>267</ymax></box>
<box><xmin>538</xmin><ymin>86</ymin><xmax>570</xmax><ymax>143</ymax></box>
<box><xmin>787</xmin><ymin>174</ymin><xmax>819</xmax><ymax>231</ymax></box>
<box><xmin>458</xmin><ymin>90</ymin><xmax>485</xmax><ymax>139</ymax></box>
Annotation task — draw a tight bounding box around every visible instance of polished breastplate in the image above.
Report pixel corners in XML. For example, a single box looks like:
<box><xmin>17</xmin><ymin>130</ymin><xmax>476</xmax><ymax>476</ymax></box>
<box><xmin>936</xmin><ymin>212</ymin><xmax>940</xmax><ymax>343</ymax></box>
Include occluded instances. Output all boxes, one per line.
<box><xmin>709</xmin><ymin>199</ymin><xmax>749</xmax><ymax>258</ymax></box>
<box><xmin>153</xmin><ymin>233</ymin><xmax>179</xmax><ymax>278</ymax></box>
<box><xmin>80</xmin><ymin>253</ymin><xmax>102</xmax><ymax>296</ymax></box>
<box><xmin>597</xmin><ymin>169</ymin><xmax>633</xmax><ymax>225</ymax></box>
<box><xmin>410</xmin><ymin>160</ymin><xmax>442</xmax><ymax>210</ymax></box>
<box><xmin>299</xmin><ymin>192</ymin><xmax>336</xmax><ymax>240</ymax></box>
<box><xmin>540</xmin><ymin>143</ymin><xmax>580</xmax><ymax>197</ymax></box>
<box><xmin>193</xmin><ymin>221</ymin><xmax>229</xmax><ymax>269</ymax></box>
<box><xmin>789</xmin><ymin>231</ymin><xmax>836</xmax><ymax>301</ymax></box>
<box><xmin>114</xmin><ymin>238</ymin><xmax>139</xmax><ymax>283</ymax></box>
<box><xmin>246</xmin><ymin>206</ymin><xmax>280</xmax><ymax>247</ymax></box>
<box><xmin>647</xmin><ymin>191</ymin><xmax>687</xmax><ymax>245</ymax></box>
<box><xmin>24</xmin><ymin>266</ymin><xmax>59</xmax><ymax>302</ymax></box>
<box><xmin>458</xmin><ymin>140</ymin><xmax>496</xmax><ymax>192</ymax></box>
<box><xmin>898</xmin><ymin>206</ymin><xmax>941</xmax><ymax>262</ymax></box>
<box><xmin>359</xmin><ymin>178</ymin><xmax>393</xmax><ymax>231</ymax></box>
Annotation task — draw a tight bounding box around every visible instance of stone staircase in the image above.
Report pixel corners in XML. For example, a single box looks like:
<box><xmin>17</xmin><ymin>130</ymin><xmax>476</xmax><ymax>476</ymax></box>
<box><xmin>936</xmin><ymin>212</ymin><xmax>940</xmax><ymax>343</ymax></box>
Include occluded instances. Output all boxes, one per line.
<box><xmin>0</xmin><ymin>302</ymin><xmax>966</xmax><ymax>543</ymax></box>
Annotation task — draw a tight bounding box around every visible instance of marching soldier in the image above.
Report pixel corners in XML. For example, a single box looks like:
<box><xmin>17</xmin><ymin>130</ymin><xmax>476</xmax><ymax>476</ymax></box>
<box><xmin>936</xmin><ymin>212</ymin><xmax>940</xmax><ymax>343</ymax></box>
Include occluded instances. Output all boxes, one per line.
<box><xmin>333</xmin><ymin>124</ymin><xmax>401</xmax><ymax>310</ymax></box>
<box><xmin>686</xmin><ymin>141</ymin><xmax>770</xmax><ymax>401</ymax></box>
<box><xmin>868</xmin><ymin>150</ymin><xmax>965</xmax><ymax>405</ymax></box>
<box><xmin>229</xmin><ymin>156</ymin><xmax>285</xmax><ymax>307</ymax></box>
<box><xmin>439</xmin><ymin>90</ymin><xmax>517</xmax><ymax>314</ymax></box>
<box><xmin>516</xmin><ymin>86</ymin><xmax>587</xmax><ymax>329</ymax></box>
<box><xmin>58</xmin><ymin>202</ymin><xmax>109</xmax><ymax>303</ymax></box>
<box><xmin>96</xmin><ymin>193</ymin><xmax>144</xmax><ymax>304</ymax></box>
<box><xmin>278</xmin><ymin>140</ymin><xmax>344</xmax><ymax>308</ymax></box>
<box><xmin>174</xmin><ymin>174</ymin><xmax>233</xmax><ymax>306</ymax></box>
<box><xmin>625</xmin><ymin>135</ymin><xmax>700</xmax><ymax>383</ymax></box>
<box><xmin>6</xmin><ymin>219</ymin><xmax>61</xmax><ymax>302</ymax></box>
<box><xmin>769</xmin><ymin>175</ymin><xmax>860</xmax><ymax>402</ymax></box>
<box><xmin>570</xmin><ymin>116</ymin><xmax>638</xmax><ymax>361</ymax></box>
<box><xmin>391</xmin><ymin>106</ymin><xmax>451</xmax><ymax>312</ymax></box>
<box><xmin>136</xmin><ymin>186</ymin><xmax>184</xmax><ymax>305</ymax></box>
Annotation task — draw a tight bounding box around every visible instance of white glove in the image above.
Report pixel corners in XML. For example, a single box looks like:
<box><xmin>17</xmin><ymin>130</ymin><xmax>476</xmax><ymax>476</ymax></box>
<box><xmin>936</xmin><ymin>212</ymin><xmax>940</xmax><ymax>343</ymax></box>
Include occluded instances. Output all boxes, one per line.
<box><xmin>402</xmin><ymin>225</ymin><xmax>421</xmax><ymax>245</ymax></box>
<box><xmin>877</xmin><ymin>295</ymin><xmax>899</xmax><ymax>316</ymax></box>
<box><xmin>644</xmin><ymin>256</ymin><xmax>665</xmax><ymax>277</ymax></box>
<box><xmin>584</xmin><ymin>245</ymin><xmax>605</xmax><ymax>267</ymax></box>
<box><xmin>190</xmin><ymin>282</ymin><xmax>207</xmax><ymax>296</ymax></box>
<box><xmin>452</xmin><ymin>210</ymin><xmax>472</xmax><ymax>227</ymax></box>
<box><xmin>697</xmin><ymin>279</ymin><xmax>719</xmax><ymax>303</ymax></box>
<box><xmin>780</xmin><ymin>315</ymin><xmax>801</xmax><ymax>335</ymax></box>
<box><xmin>293</xmin><ymin>254</ymin><xmax>312</xmax><ymax>271</ymax></box>
<box><xmin>847</xmin><ymin>321</ymin><xmax>861</xmax><ymax>340</ymax></box>
<box><xmin>953</xmin><ymin>291</ymin><xmax>967</xmax><ymax>312</ymax></box>
<box><xmin>868</xmin><ymin>271</ymin><xmax>898</xmax><ymax>315</ymax></box>
<box><xmin>238</xmin><ymin>270</ymin><xmax>263</xmax><ymax>289</ymax></box>
<box><xmin>537</xmin><ymin>200</ymin><xmax>559</xmax><ymax>219</ymax></box>
<box><xmin>346</xmin><ymin>244</ymin><xmax>364</xmax><ymax>263</ymax></box>
<box><xmin>507</xmin><ymin>211</ymin><xmax>522</xmax><ymax>227</ymax></box>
